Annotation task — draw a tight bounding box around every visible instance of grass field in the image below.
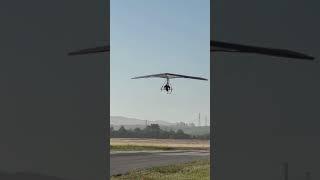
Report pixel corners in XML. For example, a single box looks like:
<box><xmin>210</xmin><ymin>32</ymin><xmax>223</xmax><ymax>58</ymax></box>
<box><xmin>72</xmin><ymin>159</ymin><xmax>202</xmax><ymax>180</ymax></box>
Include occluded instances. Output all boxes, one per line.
<box><xmin>111</xmin><ymin>145</ymin><xmax>178</xmax><ymax>151</ymax></box>
<box><xmin>111</xmin><ymin>138</ymin><xmax>210</xmax><ymax>151</ymax></box>
<box><xmin>111</xmin><ymin>159</ymin><xmax>210</xmax><ymax>180</ymax></box>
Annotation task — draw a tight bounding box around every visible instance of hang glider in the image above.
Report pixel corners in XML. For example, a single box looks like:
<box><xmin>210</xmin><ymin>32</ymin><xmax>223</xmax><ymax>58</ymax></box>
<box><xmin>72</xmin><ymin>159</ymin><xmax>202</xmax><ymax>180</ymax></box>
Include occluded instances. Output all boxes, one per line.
<box><xmin>68</xmin><ymin>45</ymin><xmax>109</xmax><ymax>56</ymax></box>
<box><xmin>68</xmin><ymin>40</ymin><xmax>315</xmax><ymax>60</ymax></box>
<box><xmin>132</xmin><ymin>73</ymin><xmax>208</xmax><ymax>81</ymax></box>
<box><xmin>132</xmin><ymin>73</ymin><xmax>208</xmax><ymax>94</ymax></box>
<box><xmin>211</xmin><ymin>41</ymin><xmax>314</xmax><ymax>60</ymax></box>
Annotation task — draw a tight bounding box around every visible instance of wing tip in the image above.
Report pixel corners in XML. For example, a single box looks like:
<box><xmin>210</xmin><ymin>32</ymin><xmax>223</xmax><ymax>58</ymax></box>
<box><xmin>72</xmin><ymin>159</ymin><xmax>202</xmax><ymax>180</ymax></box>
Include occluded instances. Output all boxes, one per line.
<box><xmin>68</xmin><ymin>52</ymin><xmax>78</xmax><ymax>56</ymax></box>
<box><xmin>306</xmin><ymin>56</ymin><xmax>315</xmax><ymax>60</ymax></box>
<box><xmin>67</xmin><ymin>50</ymin><xmax>89</xmax><ymax>56</ymax></box>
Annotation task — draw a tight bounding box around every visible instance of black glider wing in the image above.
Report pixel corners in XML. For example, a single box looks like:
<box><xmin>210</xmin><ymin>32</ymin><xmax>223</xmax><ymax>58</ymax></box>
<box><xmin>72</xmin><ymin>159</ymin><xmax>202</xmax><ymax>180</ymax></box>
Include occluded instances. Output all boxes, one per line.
<box><xmin>132</xmin><ymin>73</ymin><xmax>208</xmax><ymax>81</ymax></box>
<box><xmin>67</xmin><ymin>41</ymin><xmax>315</xmax><ymax>60</ymax></box>
<box><xmin>211</xmin><ymin>40</ymin><xmax>314</xmax><ymax>60</ymax></box>
<box><xmin>68</xmin><ymin>45</ymin><xmax>109</xmax><ymax>56</ymax></box>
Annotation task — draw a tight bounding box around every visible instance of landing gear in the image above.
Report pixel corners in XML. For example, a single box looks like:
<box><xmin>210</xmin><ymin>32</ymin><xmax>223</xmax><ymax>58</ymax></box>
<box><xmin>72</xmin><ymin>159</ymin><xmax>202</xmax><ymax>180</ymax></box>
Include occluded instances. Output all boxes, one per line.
<box><xmin>161</xmin><ymin>78</ymin><xmax>173</xmax><ymax>94</ymax></box>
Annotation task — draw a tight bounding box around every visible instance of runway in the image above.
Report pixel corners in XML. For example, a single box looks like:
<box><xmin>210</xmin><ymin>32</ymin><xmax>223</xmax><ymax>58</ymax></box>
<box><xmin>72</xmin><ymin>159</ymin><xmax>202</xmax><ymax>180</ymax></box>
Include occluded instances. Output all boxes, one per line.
<box><xmin>110</xmin><ymin>150</ymin><xmax>210</xmax><ymax>176</ymax></box>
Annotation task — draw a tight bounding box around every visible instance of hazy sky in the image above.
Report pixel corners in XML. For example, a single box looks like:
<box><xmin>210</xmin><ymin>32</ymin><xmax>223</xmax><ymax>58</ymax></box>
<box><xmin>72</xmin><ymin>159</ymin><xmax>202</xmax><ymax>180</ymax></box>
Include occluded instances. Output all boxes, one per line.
<box><xmin>110</xmin><ymin>0</ymin><xmax>210</xmax><ymax>124</ymax></box>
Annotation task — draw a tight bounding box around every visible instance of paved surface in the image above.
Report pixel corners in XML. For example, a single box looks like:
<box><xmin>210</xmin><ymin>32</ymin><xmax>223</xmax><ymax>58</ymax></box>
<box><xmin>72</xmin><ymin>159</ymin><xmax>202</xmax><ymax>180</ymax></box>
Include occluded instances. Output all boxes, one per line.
<box><xmin>110</xmin><ymin>150</ymin><xmax>209</xmax><ymax>176</ymax></box>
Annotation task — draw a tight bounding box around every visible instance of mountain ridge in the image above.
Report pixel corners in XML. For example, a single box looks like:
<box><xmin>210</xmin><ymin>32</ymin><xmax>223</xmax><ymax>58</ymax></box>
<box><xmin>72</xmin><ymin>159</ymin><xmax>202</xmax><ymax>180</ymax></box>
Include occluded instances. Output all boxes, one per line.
<box><xmin>110</xmin><ymin>116</ymin><xmax>176</xmax><ymax>126</ymax></box>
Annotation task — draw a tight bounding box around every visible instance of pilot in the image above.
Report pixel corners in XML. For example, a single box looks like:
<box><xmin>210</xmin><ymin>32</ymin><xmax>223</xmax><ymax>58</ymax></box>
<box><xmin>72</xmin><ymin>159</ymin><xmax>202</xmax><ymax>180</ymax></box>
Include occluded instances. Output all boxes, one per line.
<box><xmin>164</xmin><ymin>84</ymin><xmax>170</xmax><ymax>92</ymax></box>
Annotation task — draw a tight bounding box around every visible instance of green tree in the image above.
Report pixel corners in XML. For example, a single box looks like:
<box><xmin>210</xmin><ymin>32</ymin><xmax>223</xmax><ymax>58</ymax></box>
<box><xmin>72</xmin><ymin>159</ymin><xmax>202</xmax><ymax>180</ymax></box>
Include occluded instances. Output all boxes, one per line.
<box><xmin>118</xmin><ymin>126</ymin><xmax>128</xmax><ymax>137</ymax></box>
<box><xmin>175</xmin><ymin>129</ymin><xmax>190</xmax><ymax>139</ymax></box>
<box><xmin>134</xmin><ymin>127</ymin><xmax>142</xmax><ymax>138</ymax></box>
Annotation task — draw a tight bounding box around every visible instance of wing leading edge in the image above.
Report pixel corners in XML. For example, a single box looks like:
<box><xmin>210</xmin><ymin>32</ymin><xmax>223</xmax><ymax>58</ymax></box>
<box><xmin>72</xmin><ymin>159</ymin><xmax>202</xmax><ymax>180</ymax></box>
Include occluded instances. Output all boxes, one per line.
<box><xmin>68</xmin><ymin>45</ymin><xmax>109</xmax><ymax>56</ymax></box>
<box><xmin>211</xmin><ymin>41</ymin><xmax>315</xmax><ymax>60</ymax></box>
<box><xmin>132</xmin><ymin>73</ymin><xmax>208</xmax><ymax>81</ymax></box>
<box><xmin>67</xmin><ymin>41</ymin><xmax>315</xmax><ymax>60</ymax></box>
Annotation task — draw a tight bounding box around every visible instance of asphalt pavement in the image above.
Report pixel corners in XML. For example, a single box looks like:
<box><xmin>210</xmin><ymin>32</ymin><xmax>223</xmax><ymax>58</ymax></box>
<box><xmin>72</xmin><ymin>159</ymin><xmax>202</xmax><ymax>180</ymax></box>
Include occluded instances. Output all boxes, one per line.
<box><xmin>110</xmin><ymin>150</ymin><xmax>210</xmax><ymax>176</ymax></box>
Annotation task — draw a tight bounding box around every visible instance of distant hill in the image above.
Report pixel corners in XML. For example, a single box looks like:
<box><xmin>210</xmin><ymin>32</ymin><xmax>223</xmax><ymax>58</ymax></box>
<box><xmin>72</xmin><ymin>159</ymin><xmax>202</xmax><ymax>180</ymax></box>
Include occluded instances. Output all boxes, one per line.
<box><xmin>110</xmin><ymin>116</ymin><xmax>175</xmax><ymax>126</ymax></box>
<box><xmin>110</xmin><ymin>116</ymin><xmax>210</xmax><ymax>136</ymax></box>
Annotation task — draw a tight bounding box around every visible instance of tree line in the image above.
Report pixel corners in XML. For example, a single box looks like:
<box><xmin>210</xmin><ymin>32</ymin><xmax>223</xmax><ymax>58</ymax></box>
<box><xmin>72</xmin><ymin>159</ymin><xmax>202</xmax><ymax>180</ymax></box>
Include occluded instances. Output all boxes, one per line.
<box><xmin>111</xmin><ymin>124</ymin><xmax>209</xmax><ymax>139</ymax></box>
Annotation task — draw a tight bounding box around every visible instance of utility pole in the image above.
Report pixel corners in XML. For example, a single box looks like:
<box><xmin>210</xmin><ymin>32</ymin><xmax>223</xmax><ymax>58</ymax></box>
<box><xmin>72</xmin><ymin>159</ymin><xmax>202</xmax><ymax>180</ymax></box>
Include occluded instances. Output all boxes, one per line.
<box><xmin>281</xmin><ymin>162</ymin><xmax>288</xmax><ymax>180</ymax></box>
<box><xmin>198</xmin><ymin>113</ymin><xmax>201</xmax><ymax>127</ymax></box>
<box><xmin>305</xmin><ymin>171</ymin><xmax>311</xmax><ymax>180</ymax></box>
<box><xmin>212</xmin><ymin>121</ymin><xmax>217</xmax><ymax>180</ymax></box>
<box><xmin>205</xmin><ymin>116</ymin><xmax>208</xmax><ymax>126</ymax></box>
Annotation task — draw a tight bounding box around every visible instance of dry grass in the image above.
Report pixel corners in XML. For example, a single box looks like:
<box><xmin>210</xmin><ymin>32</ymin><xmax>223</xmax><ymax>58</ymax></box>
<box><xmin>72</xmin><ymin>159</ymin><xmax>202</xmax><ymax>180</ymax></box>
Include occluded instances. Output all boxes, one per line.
<box><xmin>111</xmin><ymin>159</ymin><xmax>210</xmax><ymax>180</ymax></box>
<box><xmin>110</xmin><ymin>138</ymin><xmax>210</xmax><ymax>151</ymax></box>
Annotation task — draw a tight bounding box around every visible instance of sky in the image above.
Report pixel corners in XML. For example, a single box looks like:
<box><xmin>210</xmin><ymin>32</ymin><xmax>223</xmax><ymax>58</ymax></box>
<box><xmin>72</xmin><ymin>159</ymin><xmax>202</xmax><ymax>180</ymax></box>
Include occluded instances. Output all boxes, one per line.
<box><xmin>110</xmin><ymin>0</ymin><xmax>210</xmax><ymax>124</ymax></box>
